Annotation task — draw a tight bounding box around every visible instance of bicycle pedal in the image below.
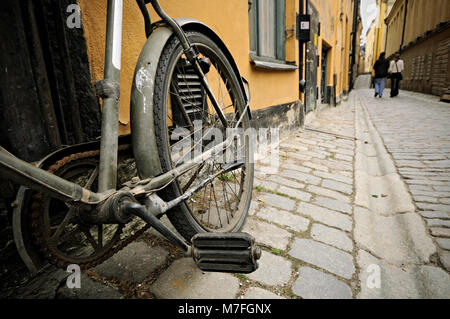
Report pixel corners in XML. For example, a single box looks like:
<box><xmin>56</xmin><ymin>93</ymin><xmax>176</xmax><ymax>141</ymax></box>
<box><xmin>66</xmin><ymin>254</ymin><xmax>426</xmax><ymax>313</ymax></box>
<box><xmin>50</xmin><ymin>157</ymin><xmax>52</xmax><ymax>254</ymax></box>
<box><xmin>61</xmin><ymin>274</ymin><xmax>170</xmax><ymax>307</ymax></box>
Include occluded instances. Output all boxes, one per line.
<box><xmin>191</xmin><ymin>232</ymin><xmax>261</xmax><ymax>274</ymax></box>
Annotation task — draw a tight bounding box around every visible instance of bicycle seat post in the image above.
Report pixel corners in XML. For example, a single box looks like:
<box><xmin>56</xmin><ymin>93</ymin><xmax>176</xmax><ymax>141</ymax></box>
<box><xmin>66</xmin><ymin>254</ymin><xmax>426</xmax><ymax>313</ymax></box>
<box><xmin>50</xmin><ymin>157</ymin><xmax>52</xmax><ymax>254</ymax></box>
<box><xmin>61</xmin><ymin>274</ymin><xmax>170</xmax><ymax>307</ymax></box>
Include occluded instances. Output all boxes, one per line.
<box><xmin>98</xmin><ymin>0</ymin><xmax>123</xmax><ymax>192</ymax></box>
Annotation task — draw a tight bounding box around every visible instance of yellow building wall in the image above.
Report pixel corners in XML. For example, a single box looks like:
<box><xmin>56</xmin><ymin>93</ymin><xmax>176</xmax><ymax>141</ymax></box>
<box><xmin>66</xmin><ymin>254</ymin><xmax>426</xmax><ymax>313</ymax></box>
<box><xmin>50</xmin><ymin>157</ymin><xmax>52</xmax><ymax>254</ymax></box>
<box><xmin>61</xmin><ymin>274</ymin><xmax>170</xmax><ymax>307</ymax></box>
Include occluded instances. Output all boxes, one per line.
<box><xmin>385</xmin><ymin>0</ymin><xmax>404</xmax><ymax>56</ymax></box>
<box><xmin>365</xmin><ymin>0</ymin><xmax>395</xmax><ymax>68</ymax></box>
<box><xmin>373</xmin><ymin>0</ymin><xmax>387</xmax><ymax>65</ymax></box>
<box><xmin>310</xmin><ymin>0</ymin><xmax>355</xmax><ymax>97</ymax></box>
<box><xmin>355</xmin><ymin>16</ymin><xmax>364</xmax><ymax>77</ymax></box>
<box><xmin>310</xmin><ymin>0</ymin><xmax>338</xmax><ymax>93</ymax></box>
<box><xmin>78</xmin><ymin>0</ymin><xmax>300</xmax><ymax>135</ymax></box>
<box><xmin>386</xmin><ymin>0</ymin><xmax>450</xmax><ymax>57</ymax></box>
<box><xmin>365</xmin><ymin>21</ymin><xmax>376</xmax><ymax>73</ymax></box>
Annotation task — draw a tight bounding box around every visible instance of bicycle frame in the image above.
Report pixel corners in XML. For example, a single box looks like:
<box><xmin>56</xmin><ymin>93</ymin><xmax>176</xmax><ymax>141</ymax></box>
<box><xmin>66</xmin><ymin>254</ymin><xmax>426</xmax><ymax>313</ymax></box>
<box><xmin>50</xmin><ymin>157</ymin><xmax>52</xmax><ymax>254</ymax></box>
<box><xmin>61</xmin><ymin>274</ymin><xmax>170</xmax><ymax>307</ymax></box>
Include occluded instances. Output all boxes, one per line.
<box><xmin>0</xmin><ymin>0</ymin><xmax>246</xmax><ymax>206</ymax></box>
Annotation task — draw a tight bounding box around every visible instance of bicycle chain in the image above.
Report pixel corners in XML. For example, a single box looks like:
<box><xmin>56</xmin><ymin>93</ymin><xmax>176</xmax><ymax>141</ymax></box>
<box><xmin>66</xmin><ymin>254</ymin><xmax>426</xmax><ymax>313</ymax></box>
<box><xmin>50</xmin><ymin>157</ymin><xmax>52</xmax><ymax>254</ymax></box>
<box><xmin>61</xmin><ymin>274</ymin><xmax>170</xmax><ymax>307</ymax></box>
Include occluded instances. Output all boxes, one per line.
<box><xmin>30</xmin><ymin>147</ymin><xmax>151</xmax><ymax>270</ymax></box>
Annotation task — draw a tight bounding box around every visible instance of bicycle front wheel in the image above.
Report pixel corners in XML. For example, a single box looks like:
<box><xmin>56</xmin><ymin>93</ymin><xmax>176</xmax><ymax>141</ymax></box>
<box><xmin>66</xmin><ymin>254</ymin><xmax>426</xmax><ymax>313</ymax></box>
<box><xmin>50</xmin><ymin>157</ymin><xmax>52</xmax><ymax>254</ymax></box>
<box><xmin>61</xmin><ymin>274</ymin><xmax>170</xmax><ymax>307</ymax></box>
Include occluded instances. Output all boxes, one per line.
<box><xmin>153</xmin><ymin>31</ymin><xmax>254</xmax><ymax>241</ymax></box>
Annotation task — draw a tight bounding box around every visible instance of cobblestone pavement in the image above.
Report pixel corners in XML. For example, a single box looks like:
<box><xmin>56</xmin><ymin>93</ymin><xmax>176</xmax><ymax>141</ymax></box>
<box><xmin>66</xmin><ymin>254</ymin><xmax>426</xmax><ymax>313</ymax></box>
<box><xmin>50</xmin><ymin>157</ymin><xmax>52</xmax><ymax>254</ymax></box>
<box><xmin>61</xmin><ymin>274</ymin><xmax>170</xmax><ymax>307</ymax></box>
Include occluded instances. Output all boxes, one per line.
<box><xmin>5</xmin><ymin>83</ymin><xmax>450</xmax><ymax>299</ymax></box>
<box><xmin>357</xmin><ymin>88</ymin><xmax>450</xmax><ymax>284</ymax></box>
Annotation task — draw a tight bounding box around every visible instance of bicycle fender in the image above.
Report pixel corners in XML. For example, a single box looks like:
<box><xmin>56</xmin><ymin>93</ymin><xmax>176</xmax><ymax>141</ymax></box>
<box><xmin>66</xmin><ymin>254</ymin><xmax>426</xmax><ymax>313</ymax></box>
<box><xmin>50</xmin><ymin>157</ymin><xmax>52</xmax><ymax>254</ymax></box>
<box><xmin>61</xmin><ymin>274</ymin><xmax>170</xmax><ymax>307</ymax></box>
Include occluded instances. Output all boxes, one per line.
<box><xmin>131</xmin><ymin>19</ymin><xmax>252</xmax><ymax>181</ymax></box>
<box><xmin>130</xmin><ymin>26</ymin><xmax>172</xmax><ymax>179</ymax></box>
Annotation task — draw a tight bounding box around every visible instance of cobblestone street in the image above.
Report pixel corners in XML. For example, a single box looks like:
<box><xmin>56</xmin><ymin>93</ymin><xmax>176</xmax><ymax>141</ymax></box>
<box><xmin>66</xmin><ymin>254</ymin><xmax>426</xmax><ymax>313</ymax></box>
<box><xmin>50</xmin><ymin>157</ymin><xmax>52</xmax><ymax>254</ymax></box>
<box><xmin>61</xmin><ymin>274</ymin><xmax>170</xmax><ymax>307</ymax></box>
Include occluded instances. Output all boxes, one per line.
<box><xmin>5</xmin><ymin>82</ymin><xmax>450</xmax><ymax>299</ymax></box>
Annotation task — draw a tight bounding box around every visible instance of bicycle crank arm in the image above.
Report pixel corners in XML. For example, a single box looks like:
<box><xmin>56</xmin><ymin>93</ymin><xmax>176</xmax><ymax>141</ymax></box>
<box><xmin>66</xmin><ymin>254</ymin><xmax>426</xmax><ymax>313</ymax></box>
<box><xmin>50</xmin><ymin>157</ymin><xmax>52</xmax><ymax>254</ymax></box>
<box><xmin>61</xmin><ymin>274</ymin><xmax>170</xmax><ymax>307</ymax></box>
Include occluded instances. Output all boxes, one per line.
<box><xmin>120</xmin><ymin>200</ymin><xmax>261</xmax><ymax>274</ymax></box>
<box><xmin>121</xmin><ymin>201</ymin><xmax>191</xmax><ymax>253</ymax></box>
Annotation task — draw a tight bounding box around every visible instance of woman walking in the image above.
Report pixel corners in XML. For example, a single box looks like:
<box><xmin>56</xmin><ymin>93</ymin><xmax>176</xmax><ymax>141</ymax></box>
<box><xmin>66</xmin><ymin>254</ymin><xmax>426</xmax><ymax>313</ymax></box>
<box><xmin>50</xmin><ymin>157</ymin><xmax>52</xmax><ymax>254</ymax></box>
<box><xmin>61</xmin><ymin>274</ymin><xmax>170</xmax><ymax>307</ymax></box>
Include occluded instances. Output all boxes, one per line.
<box><xmin>389</xmin><ymin>53</ymin><xmax>404</xmax><ymax>98</ymax></box>
<box><xmin>373</xmin><ymin>52</ymin><xmax>390</xmax><ymax>98</ymax></box>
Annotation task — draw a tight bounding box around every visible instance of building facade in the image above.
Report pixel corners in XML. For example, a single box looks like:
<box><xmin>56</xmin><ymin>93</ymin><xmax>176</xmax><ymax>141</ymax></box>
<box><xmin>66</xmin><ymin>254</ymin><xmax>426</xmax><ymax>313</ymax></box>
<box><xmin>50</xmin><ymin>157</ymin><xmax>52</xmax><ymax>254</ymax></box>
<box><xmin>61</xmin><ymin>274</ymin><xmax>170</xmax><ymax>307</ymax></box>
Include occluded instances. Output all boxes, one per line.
<box><xmin>384</xmin><ymin>0</ymin><xmax>450</xmax><ymax>98</ymax></box>
<box><xmin>78</xmin><ymin>0</ymin><xmax>362</xmax><ymax>134</ymax></box>
<box><xmin>298</xmin><ymin>0</ymin><xmax>362</xmax><ymax>109</ymax></box>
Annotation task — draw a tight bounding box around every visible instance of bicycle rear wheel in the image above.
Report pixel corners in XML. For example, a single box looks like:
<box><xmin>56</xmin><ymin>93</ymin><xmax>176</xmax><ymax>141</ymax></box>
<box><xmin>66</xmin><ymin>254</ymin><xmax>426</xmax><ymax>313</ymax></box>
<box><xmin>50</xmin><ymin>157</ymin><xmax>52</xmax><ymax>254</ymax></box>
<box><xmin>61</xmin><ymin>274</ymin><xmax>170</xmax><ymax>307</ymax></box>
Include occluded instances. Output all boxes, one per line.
<box><xmin>153</xmin><ymin>31</ymin><xmax>253</xmax><ymax>241</ymax></box>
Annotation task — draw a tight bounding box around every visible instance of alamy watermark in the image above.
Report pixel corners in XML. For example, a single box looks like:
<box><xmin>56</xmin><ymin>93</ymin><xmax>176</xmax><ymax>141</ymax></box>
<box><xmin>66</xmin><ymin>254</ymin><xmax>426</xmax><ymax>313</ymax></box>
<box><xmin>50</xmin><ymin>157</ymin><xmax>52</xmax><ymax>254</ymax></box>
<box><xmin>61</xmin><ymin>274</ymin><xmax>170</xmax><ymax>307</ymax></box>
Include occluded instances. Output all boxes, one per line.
<box><xmin>366</xmin><ymin>264</ymin><xmax>381</xmax><ymax>289</ymax></box>
<box><xmin>169</xmin><ymin>121</ymin><xmax>280</xmax><ymax>169</ymax></box>
<box><xmin>66</xmin><ymin>264</ymin><xmax>81</xmax><ymax>289</ymax></box>
<box><xmin>66</xmin><ymin>4</ymin><xmax>81</xmax><ymax>29</ymax></box>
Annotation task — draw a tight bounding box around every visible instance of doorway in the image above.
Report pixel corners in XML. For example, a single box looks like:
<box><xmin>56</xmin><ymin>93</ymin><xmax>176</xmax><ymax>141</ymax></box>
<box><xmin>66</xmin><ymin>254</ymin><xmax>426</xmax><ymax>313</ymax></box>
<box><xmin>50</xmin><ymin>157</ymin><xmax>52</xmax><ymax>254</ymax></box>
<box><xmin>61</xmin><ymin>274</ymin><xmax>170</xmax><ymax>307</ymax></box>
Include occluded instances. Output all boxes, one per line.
<box><xmin>320</xmin><ymin>45</ymin><xmax>330</xmax><ymax>104</ymax></box>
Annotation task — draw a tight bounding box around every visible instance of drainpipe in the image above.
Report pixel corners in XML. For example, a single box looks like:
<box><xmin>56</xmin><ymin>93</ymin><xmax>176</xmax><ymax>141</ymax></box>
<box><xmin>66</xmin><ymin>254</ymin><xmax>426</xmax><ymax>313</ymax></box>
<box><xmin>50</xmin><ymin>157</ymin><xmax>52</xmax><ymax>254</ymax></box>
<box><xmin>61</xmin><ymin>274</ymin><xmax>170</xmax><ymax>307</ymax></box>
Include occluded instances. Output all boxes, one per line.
<box><xmin>349</xmin><ymin>0</ymin><xmax>360</xmax><ymax>91</ymax></box>
<box><xmin>384</xmin><ymin>19</ymin><xmax>389</xmax><ymax>53</ymax></box>
<box><xmin>299</xmin><ymin>0</ymin><xmax>304</xmax><ymax>83</ymax></box>
<box><xmin>299</xmin><ymin>0</ymin><xmax>309</xmax><ymax>126</ymax></box>
<box><xmin>305</xmin><ymin>0</ymin><xmax>308</xmax><ymax>79</ymax></box>
<box><xmin>400</xmin><ymin>0</ymin><xmax>408</xmax><ymax>53</ymax></box>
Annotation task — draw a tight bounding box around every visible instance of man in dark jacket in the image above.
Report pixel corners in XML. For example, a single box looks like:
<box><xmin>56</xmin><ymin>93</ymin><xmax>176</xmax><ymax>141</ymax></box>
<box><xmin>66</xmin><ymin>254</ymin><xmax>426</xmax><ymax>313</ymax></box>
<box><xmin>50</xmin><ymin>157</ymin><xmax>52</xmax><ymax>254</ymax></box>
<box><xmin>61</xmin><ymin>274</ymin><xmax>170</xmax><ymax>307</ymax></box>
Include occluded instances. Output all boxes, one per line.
<box><xmin>373</xmin><ymin>52</ymin><xmax>390</xmax><ymax>98</ymax></box>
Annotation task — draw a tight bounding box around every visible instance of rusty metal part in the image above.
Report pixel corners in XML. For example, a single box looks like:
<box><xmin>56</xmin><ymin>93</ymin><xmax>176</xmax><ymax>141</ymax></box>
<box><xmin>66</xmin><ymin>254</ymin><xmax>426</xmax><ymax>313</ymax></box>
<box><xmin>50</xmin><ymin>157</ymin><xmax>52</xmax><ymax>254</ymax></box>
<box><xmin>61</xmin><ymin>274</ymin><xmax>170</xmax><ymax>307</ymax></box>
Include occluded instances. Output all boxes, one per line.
<box><xmin>83</xmin><ymin>191</ymin><xmax>136</xmax><ymax>224</ymax></box>
<box><xmin>30</xmin><ymin>147</ymin><xmax>150</xmax><ymax>270</ymax></box>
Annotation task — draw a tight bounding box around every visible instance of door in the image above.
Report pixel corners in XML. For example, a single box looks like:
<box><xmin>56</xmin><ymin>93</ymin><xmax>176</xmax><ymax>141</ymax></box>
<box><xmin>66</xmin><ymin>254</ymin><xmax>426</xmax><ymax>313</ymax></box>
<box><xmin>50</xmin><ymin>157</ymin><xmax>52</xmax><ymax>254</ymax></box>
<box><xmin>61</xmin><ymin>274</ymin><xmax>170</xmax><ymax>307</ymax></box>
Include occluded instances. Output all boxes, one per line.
<box><xmin>321</xmin><ymin>46</ymin><xmax>329</xmax><ymax>104</ymax></box>
<box><xmin>304</xmin><ymin>3</ymin><xmax>319</xmax><ymax>113</ymax></box>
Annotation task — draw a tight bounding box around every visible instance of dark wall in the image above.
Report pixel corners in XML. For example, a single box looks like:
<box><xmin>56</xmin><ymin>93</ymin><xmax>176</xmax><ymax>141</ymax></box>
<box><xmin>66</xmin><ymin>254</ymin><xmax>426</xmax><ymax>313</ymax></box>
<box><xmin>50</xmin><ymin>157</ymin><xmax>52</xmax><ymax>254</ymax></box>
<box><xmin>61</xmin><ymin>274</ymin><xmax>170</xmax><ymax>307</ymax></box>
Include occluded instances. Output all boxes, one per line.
<box><xmin>0</xmin><ymin>0</ymin><xmax>101</xmax><ymax>288</ymax></box>
<box><xmin>0</xmin><ymin>1</ymin><xmax>52</xmax><ymax>162</ymax></box>
<box><xmin>31</xmin><ymin>0</ymin><xmax>102</xmax><ymax>148</ymax></box>
<box><xmin>1</xmin><ymin>0</ymin><xmax>102</xmax><ymax>160</ymax></box>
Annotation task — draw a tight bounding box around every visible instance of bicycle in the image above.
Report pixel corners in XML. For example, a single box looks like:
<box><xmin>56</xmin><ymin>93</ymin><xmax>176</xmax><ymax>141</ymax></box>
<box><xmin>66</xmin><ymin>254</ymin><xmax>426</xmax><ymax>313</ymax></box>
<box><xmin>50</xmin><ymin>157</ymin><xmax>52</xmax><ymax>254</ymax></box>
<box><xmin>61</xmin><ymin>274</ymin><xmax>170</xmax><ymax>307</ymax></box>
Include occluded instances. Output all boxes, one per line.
<box><xmin>0</xmin><ymin>0</ymin><xmax>260</xmax><ymax>274</ymax></box>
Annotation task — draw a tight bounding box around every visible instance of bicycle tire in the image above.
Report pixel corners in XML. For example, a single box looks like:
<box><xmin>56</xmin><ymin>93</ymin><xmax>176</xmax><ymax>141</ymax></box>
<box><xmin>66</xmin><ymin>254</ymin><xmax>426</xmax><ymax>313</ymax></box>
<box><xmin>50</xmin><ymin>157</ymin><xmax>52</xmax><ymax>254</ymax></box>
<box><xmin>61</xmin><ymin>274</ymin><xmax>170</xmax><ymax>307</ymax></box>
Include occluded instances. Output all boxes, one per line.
<box><xmin>153</xmin><ymin>31</ymin><xmax>254</xmax><ymax>241</ymax></box>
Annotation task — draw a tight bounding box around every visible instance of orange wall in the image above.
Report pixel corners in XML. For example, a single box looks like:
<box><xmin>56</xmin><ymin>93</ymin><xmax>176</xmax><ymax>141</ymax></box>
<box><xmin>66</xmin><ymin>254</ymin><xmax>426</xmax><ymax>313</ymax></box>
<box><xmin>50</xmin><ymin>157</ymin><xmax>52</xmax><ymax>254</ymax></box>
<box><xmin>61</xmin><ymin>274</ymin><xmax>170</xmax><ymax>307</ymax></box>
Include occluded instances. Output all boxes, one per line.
<box><xmin>78</xmin><ymin>0</ymin><xmax>300</xmax><ymax>134</ymax></box>
<box><xmin>310</xmin><ymin>0</ymin><xmax>356</xmax><ymax>97</ymax></box>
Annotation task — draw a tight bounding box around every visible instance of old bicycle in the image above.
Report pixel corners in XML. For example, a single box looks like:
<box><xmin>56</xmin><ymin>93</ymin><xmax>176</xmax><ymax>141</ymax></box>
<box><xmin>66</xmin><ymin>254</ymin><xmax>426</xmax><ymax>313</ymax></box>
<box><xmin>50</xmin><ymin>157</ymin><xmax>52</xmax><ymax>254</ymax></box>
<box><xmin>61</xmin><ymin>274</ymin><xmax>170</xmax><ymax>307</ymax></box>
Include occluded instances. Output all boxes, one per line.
<box><xmin>0</xmin><ymin>0</ymin><xmax>260</xmax><ymax>274</ymax></box>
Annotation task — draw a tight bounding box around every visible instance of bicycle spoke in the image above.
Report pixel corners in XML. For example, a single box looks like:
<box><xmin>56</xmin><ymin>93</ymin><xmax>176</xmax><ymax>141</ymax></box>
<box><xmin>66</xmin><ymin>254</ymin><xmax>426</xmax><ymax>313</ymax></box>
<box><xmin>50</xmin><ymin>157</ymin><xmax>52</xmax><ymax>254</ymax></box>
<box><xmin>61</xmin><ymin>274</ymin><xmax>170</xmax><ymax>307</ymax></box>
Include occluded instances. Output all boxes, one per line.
<box><xmin>84</xmin><ymin>166</ymin><xmax>99</xmax><ymax>190</ymax></box>
<box><xmin>199</xmin><ymin>172</ymin><xmax>209</xmax><ymax>222</ymax></box>
<box><xmin>58</xmin><ymin>226</ymin><xmax>83</xmax><ymax>244</ymax></box>
<box><xmin>82</xmin><ymin>227</ymin><xmax>100</xmax><ymax>250</ymax></box>
<box><xmin>215</xmin><ymin>165</ymin><xmax>233</xmax><ymax>222</ymax></box>
<box><xmin>210</xmin><ymin>180</ymin><xmax>223</xmax><ymax>228</ymax></box>
<box><xmin>182</xmin><ymin>162</ymin><xmax>205</xmax><ymax>192</ymax></box>
<box><xmin>220</xmin><ymin>173</ymin><xmax>239</xmax><ymax>218</ymax></box>
<box><xmin>50</xmin><ymin>207</ymin><xmax>76</xmax><ymax>242</ymax></box>
<box><xmin>97</xmin><ymin>224</ymin><xmax>103</xmax><ymax>248</ymax></box>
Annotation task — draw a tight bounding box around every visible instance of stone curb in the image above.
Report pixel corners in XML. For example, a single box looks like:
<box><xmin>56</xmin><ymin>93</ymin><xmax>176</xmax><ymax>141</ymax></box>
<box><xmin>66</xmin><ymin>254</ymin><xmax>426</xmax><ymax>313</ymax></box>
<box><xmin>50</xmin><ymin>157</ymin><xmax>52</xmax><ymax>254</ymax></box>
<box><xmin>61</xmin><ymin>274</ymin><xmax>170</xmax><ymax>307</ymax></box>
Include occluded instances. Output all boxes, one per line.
<box><xmin>354</xmin><ymin>98</ymin><xmax>415</xmax><ymax>214</ymax></box>
<box><xmin>353</xmin><ymin>91</ymin><xmax>445</xmax><ymax>297</ymax></box>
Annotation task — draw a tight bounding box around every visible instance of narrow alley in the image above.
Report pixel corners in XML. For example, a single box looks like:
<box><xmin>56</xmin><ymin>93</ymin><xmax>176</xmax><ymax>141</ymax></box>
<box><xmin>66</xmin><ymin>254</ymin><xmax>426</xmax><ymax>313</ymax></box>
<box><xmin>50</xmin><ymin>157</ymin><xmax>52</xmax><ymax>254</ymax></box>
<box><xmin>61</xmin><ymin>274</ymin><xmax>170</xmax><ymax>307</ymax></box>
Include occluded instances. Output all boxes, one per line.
<box><xmin>7</xmin><ymin>78</ymin><xmax>450</xmax><ymax>299</ymax></box>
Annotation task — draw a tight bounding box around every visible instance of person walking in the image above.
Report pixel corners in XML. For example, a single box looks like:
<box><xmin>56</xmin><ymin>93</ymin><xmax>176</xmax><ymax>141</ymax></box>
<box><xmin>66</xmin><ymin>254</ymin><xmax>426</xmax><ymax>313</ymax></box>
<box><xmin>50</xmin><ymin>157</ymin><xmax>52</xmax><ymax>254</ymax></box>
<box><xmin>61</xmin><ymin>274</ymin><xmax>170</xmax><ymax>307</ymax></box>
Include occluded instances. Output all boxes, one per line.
<box><xmin>389</xmin><ymin>53</ymin><xmax>404</xmax><ymax>97</ymax></box>
<box><xmin>373</xmin><ymin>52</ymin><xmax>390</xmax><ymax>98</ymax></box>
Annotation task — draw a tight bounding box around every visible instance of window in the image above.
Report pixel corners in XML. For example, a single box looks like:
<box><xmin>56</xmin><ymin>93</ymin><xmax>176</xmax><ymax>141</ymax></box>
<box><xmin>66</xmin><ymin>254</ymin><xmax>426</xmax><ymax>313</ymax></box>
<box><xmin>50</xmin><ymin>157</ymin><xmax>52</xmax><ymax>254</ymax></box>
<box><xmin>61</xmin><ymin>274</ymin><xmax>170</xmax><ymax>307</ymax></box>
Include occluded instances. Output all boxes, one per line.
<box><xmin>249</xmin><ymin>0</ymin><xmax>286</xmax><ymax>62</ymax></box>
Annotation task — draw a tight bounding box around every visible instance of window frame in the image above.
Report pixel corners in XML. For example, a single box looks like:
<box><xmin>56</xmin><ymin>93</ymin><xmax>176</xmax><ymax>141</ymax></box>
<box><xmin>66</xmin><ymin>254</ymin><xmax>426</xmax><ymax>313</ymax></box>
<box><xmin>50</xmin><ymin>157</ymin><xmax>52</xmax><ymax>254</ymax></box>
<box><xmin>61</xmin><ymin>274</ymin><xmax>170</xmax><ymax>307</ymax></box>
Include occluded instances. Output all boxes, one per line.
<box><xmin>249</xmin><ymin>0</ymin><xmax>293</xmax><ymax>68</ymax></box>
